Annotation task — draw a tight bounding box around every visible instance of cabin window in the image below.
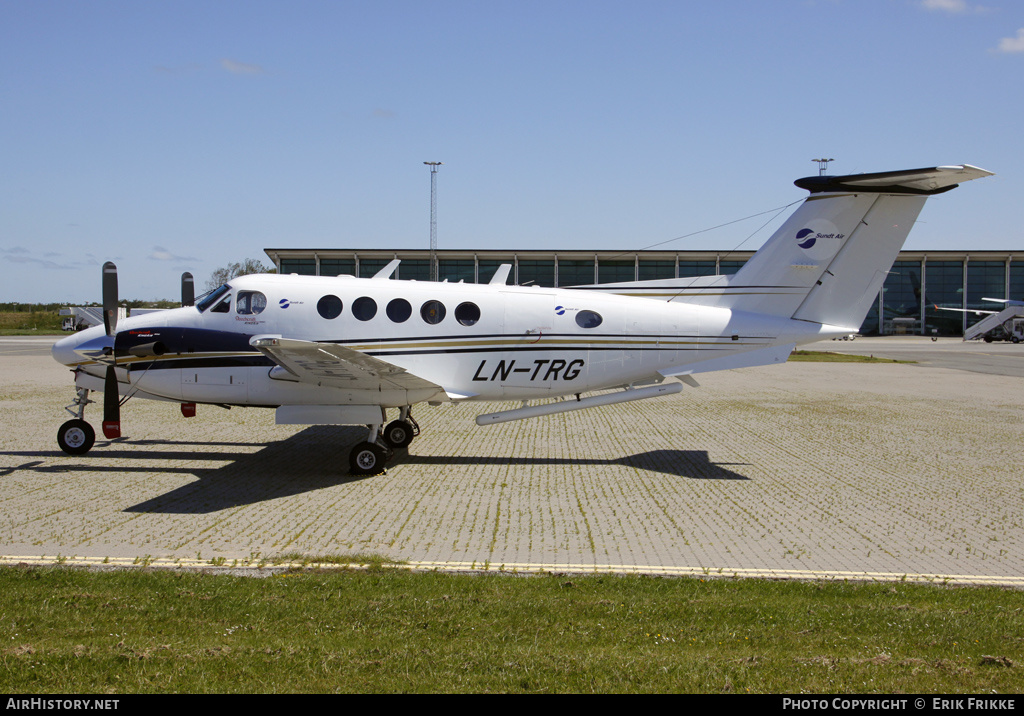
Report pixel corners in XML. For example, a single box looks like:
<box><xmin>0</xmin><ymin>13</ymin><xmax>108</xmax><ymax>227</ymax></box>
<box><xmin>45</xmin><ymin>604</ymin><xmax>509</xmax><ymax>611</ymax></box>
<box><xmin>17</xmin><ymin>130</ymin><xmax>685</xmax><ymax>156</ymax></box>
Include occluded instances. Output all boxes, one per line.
<box><xmin>575</xmin><ymin>310</ymin><xmax>603</xmax><ymax>329</ymax></box>
<box><xmin>455</xmin><ymin>302</ymin><xmax>481</xmax><ymax>326</ymax></box>
<box><xmin>387</xmin><ymin>298</ymin><xmax>412</xmax><ymax>323</ymax></box>
<box><xmin>236</xmin><ymin>291</ymin><xmax>267</xmax><ymax>315</ymax></box>
<box><xmin>317</xmin><ymin>295</ymin><xmax>343</xmax><ymax>320</ymax></box>
<box><xmin>352</xmin><ymin>296</ymin><xmax>378</xmax><ymax>321</ymax></box>
<box><xmin>420</xmin><ymin>300</ymin><xmax>446</xmax><ymax>325</ymax></box>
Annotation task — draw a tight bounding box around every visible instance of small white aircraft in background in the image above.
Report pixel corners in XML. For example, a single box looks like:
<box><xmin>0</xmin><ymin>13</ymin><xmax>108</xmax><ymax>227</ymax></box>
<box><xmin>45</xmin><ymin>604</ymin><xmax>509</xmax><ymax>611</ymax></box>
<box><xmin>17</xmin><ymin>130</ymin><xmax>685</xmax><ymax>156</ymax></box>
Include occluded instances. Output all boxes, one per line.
<box><xmin>51</xmin><ymin>164</ymin><xmax>992</xmax><ymax>475</ymax></box>
<box><xmin>934</xmin><ymin>297</ymin><xmax>1024</xmax><ymax>343</ymax></box>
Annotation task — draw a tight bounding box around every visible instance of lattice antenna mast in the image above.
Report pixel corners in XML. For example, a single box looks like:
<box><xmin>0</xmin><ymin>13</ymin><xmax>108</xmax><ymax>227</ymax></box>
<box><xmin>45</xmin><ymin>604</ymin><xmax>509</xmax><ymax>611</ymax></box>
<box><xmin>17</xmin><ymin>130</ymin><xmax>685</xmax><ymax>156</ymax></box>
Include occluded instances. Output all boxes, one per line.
<box><xmin>424</xmin><ymin>162</ymin><xmax>443</xmax><ymax>281</ymax></box>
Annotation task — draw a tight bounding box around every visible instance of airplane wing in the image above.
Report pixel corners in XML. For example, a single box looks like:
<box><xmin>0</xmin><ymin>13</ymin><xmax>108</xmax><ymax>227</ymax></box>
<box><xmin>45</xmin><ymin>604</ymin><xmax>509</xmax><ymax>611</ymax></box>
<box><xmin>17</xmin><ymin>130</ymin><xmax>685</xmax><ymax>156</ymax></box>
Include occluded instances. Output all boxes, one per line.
<box><xmin>933</xmin><ymin>305</ymin><xmax>996</xmax><ymax>316</ymax></box>
<box><xmin>250</xmin><ymin>335</ymin><xmax>447</xmax><ymax>396</ymax></box>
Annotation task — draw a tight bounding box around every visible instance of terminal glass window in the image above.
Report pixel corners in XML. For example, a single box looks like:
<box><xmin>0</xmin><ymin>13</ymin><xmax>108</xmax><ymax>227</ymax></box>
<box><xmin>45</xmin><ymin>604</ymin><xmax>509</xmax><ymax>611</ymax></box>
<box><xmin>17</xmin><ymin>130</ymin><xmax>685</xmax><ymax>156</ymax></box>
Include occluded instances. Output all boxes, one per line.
<box><xmin>598</xmin><ymin>260</ymin><xmax>636</xmax><ymax>284</ymax></box>
<box><xmin>280</xmin><ymin>259</ymin><xmax>316</xmax><ymax>276</ymax></box>
<box><xmin>358</xmin><ymin>259</ymin><xmax>392</xmax><ymax>279</ymax></box>
<box><xmin>860</xmin><ymin>297</ymin><xmax>881</xmax><ymax>337</ymax></box>
<box><xmin>319</xmin><ymin>258</ymin><xmax>355</xmax><ymax>276</ymax></box>
<box><xmin>718</xmin><ymin>260</ymin><xmax>747</xmax><ymax>275</ymax></box>
<box><xmin>881</xmin><ymin>261</ymin><xmax>921</xmax><ymax>335</ymax></box>
<box><xmin>399</xmin><ymin>260</ymin><xmax>431</xmax><ymax>282</ymax></box>
<box><xmin>439</xmin><ymin>259</ymin><xmax>476</xmax><ymax>283</ymax></box>
<box><xmin>1011</xmin><ymin>264</ymin><xmax>1024</xmax><ymax>300</ymax></box>
<box><xmin>678</xmin><ymin>260</ymin><xmax>717</xmax><ymax>278</ymax></box>
<box><xmin>516</xmin><ymin>260</ymin><xmax>555</xmax><ymax>287</ymax></box>
<box><xmin>966</xmin><ymin>261</ymin><xmax>1006</xmax><ymax>329</ymax></box>
<box><xmin>638</xmin><ymin>260</ymin><xmax>676</xmax><ymax>281</ymax></box>
<box><xmin>479</xmin><ymin>260</ymin><xmax>510</xmax><ymax>285</ymax></box>
<box><xmin>558</xmin><ymin>259</ymin><xmax>595</xmax><ymax>287</ymax></box>
<box><xmin>924</xmin><ymin>261</ymin><xmax>964</xmax><ymax>336</ymax></box>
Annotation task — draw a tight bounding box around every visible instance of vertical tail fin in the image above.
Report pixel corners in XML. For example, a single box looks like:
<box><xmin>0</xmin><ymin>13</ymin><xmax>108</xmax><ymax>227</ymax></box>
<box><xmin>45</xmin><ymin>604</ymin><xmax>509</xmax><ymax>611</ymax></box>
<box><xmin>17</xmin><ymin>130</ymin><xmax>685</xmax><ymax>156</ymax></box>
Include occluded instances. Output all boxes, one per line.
<box><xmin>674</xmin><ymin>165</ymin><xmax>993</xmax><ymax>326</ymax></box>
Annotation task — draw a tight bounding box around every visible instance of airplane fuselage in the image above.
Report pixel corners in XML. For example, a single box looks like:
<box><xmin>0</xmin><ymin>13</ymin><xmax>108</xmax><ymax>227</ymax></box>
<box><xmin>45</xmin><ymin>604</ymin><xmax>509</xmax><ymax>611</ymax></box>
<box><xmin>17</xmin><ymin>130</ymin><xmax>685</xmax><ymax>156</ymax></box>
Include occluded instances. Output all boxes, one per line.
<box><xmin>54</xmin><ymin>272</ymin><xmax>843</xmax><ymax>409</ymax></box>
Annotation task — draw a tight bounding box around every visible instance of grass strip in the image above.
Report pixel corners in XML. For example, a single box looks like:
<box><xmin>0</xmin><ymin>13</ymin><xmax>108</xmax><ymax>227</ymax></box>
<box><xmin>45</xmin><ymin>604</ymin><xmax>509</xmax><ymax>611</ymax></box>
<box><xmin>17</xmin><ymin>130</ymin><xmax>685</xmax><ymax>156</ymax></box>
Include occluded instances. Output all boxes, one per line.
<box><xmin>788</xmin><ymin>350</ymin><xmax>913</xmax><ymax>363</ymax></box>
<box><xmin>1</xmin><ymin>566</ymin><xmax>1020</xmax><ymax>693</ymax></box>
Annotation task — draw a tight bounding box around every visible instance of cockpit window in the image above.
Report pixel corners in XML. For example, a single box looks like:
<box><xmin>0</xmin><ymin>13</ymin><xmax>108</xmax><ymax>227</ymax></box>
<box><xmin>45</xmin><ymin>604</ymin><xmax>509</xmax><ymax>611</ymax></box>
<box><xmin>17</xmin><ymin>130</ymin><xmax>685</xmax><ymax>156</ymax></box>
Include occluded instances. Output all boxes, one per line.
<box><xmin>211</xmin><ymin>296</ymin><xmax>231</xmax><ymax>313</ymax></box>
<box><xmin>236</xmin><ymin>291</ymin><xmax>267</xmax><ymax>315</ymax></box>
<box><xmin>196</xmin><ymin>284</ymin><xmax>231</xmax><ymax>313</ymax></box>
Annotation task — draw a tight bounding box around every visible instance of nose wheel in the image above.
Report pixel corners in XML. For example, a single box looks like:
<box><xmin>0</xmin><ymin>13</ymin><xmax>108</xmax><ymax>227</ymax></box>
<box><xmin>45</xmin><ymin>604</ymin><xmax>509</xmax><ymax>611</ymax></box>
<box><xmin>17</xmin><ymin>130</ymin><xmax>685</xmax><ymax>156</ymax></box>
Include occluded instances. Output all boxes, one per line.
<box><xmin>58</xmin><ymin>387</ymin><xmax>97</xmax><ymax>455</ymax></box>
<box><xmin>57</xmin><ymin>419</ymin><xmax>96</xmax><ymax>455</ymax></box>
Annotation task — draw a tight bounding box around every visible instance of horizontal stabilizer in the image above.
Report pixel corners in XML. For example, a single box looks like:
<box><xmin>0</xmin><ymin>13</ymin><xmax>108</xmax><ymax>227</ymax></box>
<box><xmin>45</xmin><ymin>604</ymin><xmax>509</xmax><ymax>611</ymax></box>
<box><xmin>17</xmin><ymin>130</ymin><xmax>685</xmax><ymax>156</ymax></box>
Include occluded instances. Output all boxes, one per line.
<box><xmin>794</xmin><ymin>165</ymin><xmax>994</xmax><ymax>195</ymax></box>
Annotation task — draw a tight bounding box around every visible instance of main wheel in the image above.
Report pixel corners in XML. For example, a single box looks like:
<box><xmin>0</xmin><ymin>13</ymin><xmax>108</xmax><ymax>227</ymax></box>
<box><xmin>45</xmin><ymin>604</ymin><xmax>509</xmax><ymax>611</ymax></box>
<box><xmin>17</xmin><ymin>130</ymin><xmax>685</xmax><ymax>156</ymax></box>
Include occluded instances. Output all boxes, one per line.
<box><xmin>349</xmin><ymin>441</ymin><xmax>386</xmax><ymax>476</ymax></box>
<box><xmin>58</xmin><ymin>419</ymin><xmax>95</xmax><ymax>455</ymax></box>
<box><xmin>382</xmin><ymin>420</ymin><xmax>415</xmax><ymax>449</ymax></box>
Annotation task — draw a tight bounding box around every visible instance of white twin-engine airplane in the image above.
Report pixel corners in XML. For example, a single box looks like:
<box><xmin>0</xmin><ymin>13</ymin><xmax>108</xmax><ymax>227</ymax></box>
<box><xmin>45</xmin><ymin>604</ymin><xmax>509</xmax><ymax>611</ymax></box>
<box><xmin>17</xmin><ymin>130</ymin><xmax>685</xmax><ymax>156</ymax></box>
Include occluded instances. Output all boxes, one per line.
<box><xmin>52</xmin><ymin>164</ymin><xmax>992</xmax><ymax>475</ymax></box>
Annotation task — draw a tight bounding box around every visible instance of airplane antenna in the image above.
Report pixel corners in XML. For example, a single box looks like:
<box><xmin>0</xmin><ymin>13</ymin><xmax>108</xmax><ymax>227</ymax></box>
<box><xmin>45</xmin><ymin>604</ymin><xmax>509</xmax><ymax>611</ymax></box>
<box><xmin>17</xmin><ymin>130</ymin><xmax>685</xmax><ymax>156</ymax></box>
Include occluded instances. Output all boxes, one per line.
<box><xmin>424</xmin><ymin>161</ymin><xmax>443</xmax><ymax>281</ymax></box>
<box><xmin>812</xmin><ymin>158</ymin><xmax>834</xmax><ymax>176</ymax></box>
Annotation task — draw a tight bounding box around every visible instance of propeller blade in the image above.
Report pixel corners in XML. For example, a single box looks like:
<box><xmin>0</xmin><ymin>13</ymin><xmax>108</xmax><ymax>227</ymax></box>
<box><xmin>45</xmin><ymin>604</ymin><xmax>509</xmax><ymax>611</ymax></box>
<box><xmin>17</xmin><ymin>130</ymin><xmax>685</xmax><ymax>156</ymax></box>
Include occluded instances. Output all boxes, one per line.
<box><xmin>102</xmin><ymin>261</ymin><xmax>119</xmax><ymax>337</ymax></box>
<box><xmin>102</xmin><ymin>365</ymin><xmax>121</xmax><ymax>439</ymax></box>
<box><xmin>181</xmin><ymin>272</ymin><xmax>195</xmax><ymax>307</ymax></box>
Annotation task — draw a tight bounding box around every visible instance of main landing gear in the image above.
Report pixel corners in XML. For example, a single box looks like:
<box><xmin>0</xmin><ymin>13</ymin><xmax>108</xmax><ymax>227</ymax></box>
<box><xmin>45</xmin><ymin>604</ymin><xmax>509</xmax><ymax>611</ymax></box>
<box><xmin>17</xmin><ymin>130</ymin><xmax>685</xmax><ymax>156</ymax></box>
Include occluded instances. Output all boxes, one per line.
<box><xmin>348</xmin><ymin>408</ymin><xmax>421</xmax><ymax>477</ymax></box>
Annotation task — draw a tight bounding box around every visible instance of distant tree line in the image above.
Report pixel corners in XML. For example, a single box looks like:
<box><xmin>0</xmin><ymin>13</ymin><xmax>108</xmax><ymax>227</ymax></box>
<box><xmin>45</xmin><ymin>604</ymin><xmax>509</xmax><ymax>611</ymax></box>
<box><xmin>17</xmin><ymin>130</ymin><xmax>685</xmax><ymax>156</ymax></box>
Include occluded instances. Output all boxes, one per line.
<box><xmin>206</xmin><ymin>258</ymin><xmax>275</xmax><ymax>291</ymax></box>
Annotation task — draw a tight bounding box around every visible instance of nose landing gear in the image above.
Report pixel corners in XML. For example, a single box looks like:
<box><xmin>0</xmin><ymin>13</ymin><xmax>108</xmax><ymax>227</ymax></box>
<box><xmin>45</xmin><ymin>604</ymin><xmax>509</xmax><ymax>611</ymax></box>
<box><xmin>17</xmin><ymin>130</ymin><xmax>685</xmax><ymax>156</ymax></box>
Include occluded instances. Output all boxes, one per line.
<box><xmin>58</xmin><ymin>387</ymin><xmax>96</xmax><ymax>455</ymax></box>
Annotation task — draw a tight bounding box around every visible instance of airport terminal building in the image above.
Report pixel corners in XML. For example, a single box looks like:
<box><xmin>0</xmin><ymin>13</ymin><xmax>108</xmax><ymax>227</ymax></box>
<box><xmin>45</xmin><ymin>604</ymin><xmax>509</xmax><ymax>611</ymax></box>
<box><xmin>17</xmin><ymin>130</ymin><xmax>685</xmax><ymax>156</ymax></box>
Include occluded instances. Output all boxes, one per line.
<box><xmin>265</xmin><ymin>248</ymin><xmax>1024</xmax><ymax>337</ymax></box>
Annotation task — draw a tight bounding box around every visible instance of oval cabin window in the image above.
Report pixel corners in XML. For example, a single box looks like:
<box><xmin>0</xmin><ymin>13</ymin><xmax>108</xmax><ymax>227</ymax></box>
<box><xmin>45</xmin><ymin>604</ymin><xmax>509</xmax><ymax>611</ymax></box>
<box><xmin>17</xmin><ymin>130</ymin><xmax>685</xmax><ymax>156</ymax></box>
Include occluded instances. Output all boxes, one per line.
<box><xmin>575</xmin><ymin>310</ymin><xmax>603</xmax><ymax>329</ymax></box>
<box><xmin>387</xmin><ymin>298</ymin><xmax>412</xmax><ymax>323</ymax></box>
<box><xmin>455</xmin><ymin>302</ymin><xmax>481</xmax><ymax>326</ymax></box>
<box><xmin>421</xmin><ymin>300</ymin><xmax>446</xmax><ymax>325</ymax></box>
<box><xmin>352</xmin><ymin>296</ymin><xmax>378</xmax><ymax>321</ymax></box>
<box><xmin>317</xmin><ymin>295</ymin><xmax>343</xmax><ymax>320</ymax></box>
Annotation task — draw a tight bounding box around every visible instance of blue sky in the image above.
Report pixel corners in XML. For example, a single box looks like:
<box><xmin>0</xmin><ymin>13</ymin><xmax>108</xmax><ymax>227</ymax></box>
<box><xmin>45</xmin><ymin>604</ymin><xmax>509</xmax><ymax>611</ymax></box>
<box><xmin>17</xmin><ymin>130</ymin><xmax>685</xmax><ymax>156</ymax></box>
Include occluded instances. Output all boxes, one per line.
<box><xmin>2</xmin><ymin>0</ymin><xmax>1021</xmax><ymax>303</ymax></box>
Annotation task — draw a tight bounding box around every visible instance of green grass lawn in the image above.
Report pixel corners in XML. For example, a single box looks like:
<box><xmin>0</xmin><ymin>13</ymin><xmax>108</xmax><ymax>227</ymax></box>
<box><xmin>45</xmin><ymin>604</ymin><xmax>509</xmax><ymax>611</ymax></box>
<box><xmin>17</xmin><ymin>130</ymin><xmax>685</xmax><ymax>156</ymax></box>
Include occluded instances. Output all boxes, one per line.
<box><xmin>788</xmin><ymin>350</ymin><xmax>912</xmax><ymax>363</ymax></box>
<box><xmin>1</xmin><ymin>566</ymin><xmax>1020</xmax><ymax>693</ymax></box>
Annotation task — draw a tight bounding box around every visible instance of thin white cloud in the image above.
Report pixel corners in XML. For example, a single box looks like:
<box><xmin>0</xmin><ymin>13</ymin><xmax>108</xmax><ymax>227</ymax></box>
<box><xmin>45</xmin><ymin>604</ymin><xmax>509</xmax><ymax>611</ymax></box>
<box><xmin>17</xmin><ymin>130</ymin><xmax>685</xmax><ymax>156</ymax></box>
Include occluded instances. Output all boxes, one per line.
<box><xmin>996</xmin><ymin>28</ymin><xmax>1024</xmax><ymax>53</ymax></box>
<box><xmin>922</xmin><ymin>0</ymin><xmax>968</xmax><ymax>11</ymax></box>
<box><xmin>220</xmin><ymin>58</ymin><xmax>266</xmax><ymax>75</ymax></box>
<box><xmin>150</xmin><ymin>246</ymin><xmax>199</xmax><ymax>262</ymax></box>
<box><xmin>920</xmin><ymin>0</ymin><xmax>991</xmax><ymax>12</ymax></box>
<box><xmin>3</xmin><ymin>254</ymin><xmax>76</xmax><ymax>270</ymax></box>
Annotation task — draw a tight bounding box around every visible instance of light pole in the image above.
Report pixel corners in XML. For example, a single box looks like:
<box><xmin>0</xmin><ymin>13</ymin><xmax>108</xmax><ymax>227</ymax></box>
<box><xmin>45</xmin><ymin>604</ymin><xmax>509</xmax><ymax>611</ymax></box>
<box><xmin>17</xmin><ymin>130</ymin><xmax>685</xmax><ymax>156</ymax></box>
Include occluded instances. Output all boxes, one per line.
<box><xmin>812</xmin><ymin>158</ymin><xmax>834</xmax><ymax>176</ymax></box>
<box><xmin>424</xmin><ymin>161</ymin><xmax>443</xmax><ymax>281</ymax></box>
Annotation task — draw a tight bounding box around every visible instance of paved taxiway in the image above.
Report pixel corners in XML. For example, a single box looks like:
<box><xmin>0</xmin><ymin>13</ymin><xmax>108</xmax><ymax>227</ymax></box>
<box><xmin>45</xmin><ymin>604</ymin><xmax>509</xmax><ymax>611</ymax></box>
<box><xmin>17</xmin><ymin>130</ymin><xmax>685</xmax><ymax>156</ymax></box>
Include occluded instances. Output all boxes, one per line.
<box><xmin>1</xmin><ymin>335</ymin><xmax>1022</xmax><ymax>585</ymax></box>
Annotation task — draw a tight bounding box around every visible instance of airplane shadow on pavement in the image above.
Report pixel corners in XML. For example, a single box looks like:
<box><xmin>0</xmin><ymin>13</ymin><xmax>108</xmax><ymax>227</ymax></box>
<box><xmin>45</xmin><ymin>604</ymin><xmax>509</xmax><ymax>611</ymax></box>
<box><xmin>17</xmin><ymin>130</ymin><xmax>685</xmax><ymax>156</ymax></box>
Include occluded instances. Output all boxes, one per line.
<box><xmin>3</xmin><ymin>426</ymin><xmax>750</xmax><ymax>515</ymax></box>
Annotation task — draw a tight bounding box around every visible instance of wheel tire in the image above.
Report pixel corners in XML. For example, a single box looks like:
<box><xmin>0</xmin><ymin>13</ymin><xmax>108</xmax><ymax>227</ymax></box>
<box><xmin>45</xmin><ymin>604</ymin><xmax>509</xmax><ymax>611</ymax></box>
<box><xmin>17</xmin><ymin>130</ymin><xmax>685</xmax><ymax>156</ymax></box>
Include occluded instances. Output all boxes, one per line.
<box><xmin>349</xmin><ymin>441</ymin><xmax>386</xmax><ymax>475</ymax></box>
<box><xmin>382</xmin><ymin>420</ymin><xmax>415</xmax><ymax>449</ymax></box>
<box><xmin>58</xmin><ymin>419</ymin><xmax>95</xmax><ymax>455</ymax></box>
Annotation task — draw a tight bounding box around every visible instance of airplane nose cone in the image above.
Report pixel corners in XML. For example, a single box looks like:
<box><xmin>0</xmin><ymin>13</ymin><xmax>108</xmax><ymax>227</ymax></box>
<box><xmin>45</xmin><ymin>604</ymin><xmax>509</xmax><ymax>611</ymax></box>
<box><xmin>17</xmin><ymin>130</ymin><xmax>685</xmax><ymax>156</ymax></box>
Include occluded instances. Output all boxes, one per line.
<box><xmin>51</xmin><ymin>326</ymin><xmax>105</xmax><ymax>367</ymax></box>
